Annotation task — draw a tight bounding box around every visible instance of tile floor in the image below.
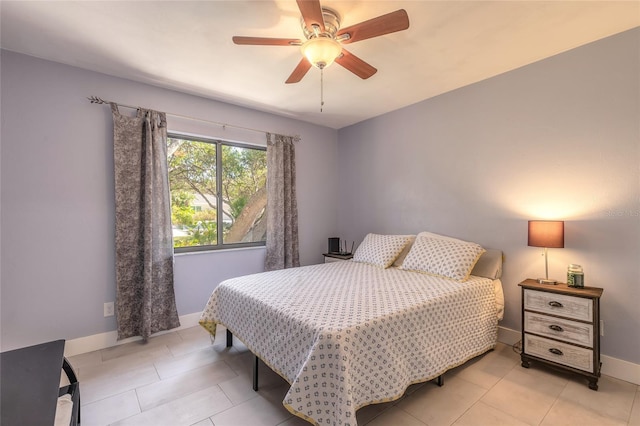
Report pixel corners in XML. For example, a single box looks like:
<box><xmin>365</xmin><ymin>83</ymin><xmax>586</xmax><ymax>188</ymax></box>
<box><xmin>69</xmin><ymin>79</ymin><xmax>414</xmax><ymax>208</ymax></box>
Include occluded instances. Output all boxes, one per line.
<box><xmin>69</xmin><ymin>325</ymin><xmax>640</xmax><ymax>426</ymax></box>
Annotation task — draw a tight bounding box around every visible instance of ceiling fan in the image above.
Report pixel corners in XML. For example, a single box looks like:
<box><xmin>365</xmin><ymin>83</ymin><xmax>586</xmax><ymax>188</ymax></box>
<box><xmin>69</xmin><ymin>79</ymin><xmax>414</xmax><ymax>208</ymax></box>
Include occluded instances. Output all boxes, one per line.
<box><xmin>232</xmin><ymin>0</ymin><xmax>410</xmax><ymax>84</ymax></box>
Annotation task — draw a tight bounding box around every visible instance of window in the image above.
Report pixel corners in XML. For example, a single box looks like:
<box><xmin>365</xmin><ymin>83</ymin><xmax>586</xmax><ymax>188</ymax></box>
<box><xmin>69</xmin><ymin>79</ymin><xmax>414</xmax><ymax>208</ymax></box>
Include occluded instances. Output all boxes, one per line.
<box><xmin>167</xmin><ymin>134</ymin><xmax>267</xmax><ymax>252</ymax></box>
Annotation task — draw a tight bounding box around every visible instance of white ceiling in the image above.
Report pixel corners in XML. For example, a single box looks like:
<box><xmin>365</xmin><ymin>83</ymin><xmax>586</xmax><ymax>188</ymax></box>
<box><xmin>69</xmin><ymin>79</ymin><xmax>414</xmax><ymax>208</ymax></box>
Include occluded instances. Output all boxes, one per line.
<box><xmin>1</xmin><ymin>1</ymin><xmax>638</xmax><ymax>129</ymax></box>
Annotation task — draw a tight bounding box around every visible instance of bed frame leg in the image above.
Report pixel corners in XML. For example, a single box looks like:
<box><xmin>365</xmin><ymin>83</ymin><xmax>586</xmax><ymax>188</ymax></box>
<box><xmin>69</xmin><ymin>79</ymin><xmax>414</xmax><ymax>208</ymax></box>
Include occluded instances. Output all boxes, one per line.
<box><xmin>253</xmin><ymin>355</ymin><xmax>259</xmax><ymax>391</ymax></box>
<box><xmin>226</xmin><ymin>329</ymin><xmax>233</xmax><ymax>348</ymax></box>
<box><xmin>436</xmin><ymin>375</ymin><xmax>444</xmax><ymax>387</ymax></box>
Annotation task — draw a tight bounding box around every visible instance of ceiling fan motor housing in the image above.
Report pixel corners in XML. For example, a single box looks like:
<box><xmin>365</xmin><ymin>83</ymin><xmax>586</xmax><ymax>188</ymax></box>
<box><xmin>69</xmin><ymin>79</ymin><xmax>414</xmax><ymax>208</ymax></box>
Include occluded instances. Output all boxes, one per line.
<box><xmin>301</xmin><ymin>7</ymin><xmax>341</xmax><ymax>39</ymax></box>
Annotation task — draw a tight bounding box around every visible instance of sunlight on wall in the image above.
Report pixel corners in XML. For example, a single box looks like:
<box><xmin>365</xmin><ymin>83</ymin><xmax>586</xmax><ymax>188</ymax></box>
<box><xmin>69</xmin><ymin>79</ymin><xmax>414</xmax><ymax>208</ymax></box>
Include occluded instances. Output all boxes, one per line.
<box><xmin>491</xmin><ymin>163</ymin><xmax>636</xmax><ymax>220</ymax></box>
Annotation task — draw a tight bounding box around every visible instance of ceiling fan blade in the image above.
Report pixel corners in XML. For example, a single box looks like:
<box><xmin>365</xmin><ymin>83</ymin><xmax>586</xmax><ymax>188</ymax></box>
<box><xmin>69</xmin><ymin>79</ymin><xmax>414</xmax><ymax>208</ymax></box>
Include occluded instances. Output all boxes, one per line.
<box><xmin>297</xmin><ymin>0</ymin><xmax>325</xmax><ymax>33</ymax></box>
<box><xmin>232</xmin><ymin>36</ymin><xmax>302</xmax><ymax>46</ymax></box>
<box><xmin>337</xmin><ymin>9</ymin><xmax>409</xmax><ymax>44</ymax></box>
<box><xmin>335</xmin><ymin>49</ymin><xmax>377</xmax><ymax>79</ymax></box>
<box><xmin>285</xmin><ymin>58</ymin><xmax>312</xmax><ymax>84</ymax></box>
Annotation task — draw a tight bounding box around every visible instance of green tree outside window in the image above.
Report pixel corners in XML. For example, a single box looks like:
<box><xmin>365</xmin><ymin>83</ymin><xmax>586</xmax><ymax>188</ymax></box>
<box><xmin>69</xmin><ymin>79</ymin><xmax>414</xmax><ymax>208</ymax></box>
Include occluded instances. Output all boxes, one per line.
<box><xmin>168</xmin><ymin>136</ymin><xmax>266</xmax><ymax>250</ymax></box>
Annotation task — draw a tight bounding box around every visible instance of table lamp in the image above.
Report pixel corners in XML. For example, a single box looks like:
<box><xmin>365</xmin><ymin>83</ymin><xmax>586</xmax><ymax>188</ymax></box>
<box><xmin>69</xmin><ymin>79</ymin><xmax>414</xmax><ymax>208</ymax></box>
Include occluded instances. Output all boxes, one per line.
<box><xmin>528</xmin><ymin>220</ymin><xmax>564</xmax><ymax>284</ymax></box>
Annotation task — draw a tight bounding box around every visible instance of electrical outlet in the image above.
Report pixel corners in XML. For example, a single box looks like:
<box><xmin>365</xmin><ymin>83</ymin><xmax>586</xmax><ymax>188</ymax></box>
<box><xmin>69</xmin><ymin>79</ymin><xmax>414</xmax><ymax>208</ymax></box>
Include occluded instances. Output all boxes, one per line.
<box><xmin>104</xmin><ymin>302</ymin><xmax>115</xmax><ymax>317</ymax></box>
<box><xmin>600</xmin><ymin>320</ymin><xmax>604</xmax><ymax>336</ymax></box>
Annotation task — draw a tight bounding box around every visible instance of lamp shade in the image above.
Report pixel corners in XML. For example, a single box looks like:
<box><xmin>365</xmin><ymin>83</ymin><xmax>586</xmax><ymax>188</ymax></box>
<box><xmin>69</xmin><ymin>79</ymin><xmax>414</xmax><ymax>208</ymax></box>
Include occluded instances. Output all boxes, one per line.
<box><xmin>528</xmin><ymin>220</ymin><xmax>564</xmax><ymax>248</ymax></box>
<box><xmin>301</xmin><ymin>37</ymin><xmax>342</xmax><ymax>69</ymax></box>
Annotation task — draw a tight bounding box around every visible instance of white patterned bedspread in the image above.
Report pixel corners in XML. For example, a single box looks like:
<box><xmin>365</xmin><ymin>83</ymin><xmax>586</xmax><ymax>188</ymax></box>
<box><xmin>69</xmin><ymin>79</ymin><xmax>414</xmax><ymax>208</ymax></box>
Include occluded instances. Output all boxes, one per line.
<box><xmin>200</xmin><ymin>261</ymin><xmax>499</xmax><ymax>426</ymax></box>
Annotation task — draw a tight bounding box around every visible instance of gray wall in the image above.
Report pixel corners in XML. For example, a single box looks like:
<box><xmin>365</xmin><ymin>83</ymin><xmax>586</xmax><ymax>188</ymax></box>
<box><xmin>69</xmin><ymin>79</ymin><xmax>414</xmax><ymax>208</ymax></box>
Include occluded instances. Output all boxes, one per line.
<box><xmin>337</xmin><ymin>28</ymin><xmax>640</xmax><ymax>364</ymax></box>
<box><xmin>0</xmin><ymin>51</ymin><xmax>339</xmax><ymax>350</ymax></box>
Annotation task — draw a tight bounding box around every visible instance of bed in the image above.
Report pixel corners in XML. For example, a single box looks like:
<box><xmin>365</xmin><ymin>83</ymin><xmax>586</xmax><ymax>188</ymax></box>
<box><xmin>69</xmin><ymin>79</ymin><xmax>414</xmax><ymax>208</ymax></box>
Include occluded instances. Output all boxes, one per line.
<box><xmin>200</xmin><ymin>232</ymin><xmax>504</xmax><ymax>426</ymax></box>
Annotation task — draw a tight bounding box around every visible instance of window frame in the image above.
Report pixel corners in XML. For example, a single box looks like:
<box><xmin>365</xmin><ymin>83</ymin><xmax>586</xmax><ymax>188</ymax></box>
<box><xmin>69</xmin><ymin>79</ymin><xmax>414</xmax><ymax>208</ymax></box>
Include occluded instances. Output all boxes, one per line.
<box><xmin>168</xmin><ymin>132</ymin><xmax>267</xmax><ymax>253</ymax></box>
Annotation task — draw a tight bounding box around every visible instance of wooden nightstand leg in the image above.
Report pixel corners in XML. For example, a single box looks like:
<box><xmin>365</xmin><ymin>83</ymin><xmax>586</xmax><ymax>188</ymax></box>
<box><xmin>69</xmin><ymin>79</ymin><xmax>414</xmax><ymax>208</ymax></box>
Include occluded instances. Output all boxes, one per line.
<box><xmin>588</xmin><ymin>379</ymin><xmax>599</xmax><ymax>391</ymax></box>
<box><xmin>520</xmin><ymin>356</ymin><xmax>530</xmax><ymax>368</ymax></box>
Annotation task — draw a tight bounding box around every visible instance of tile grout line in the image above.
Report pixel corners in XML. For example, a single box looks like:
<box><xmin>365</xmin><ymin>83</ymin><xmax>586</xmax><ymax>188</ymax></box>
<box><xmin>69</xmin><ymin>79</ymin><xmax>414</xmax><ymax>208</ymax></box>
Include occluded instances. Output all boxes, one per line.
<box><xmin>449</xmin><ymin>352</ymin><xmax>521</xmax><ymax>424</ymax></box>
<box><xmin>385</xmin><ymin>404</ymin><xmax>428</xmax><ymax>426</ymax></box>
<box><xmin>445</xmin><ymin>373</ymin><xmax>494</xmax><ymax>426</ymax></box>
<box><xmin>206</xmin><ymin>382</ymin><xmax>255</xmax><ymax>424</ymax></box>
<box><xmin>627</xmin><ymin>390</ymin><xmax>639</xmax><ymax>424</ymax></box>
<box><xmin>537</xmin><ymin>378</ymin><xmax>570</xmax><ymax>426</ymax></box>
<box><xmin>102</xmin><ymin>389</ymin><xmax>143</xmax><ymax>426</ymax></box>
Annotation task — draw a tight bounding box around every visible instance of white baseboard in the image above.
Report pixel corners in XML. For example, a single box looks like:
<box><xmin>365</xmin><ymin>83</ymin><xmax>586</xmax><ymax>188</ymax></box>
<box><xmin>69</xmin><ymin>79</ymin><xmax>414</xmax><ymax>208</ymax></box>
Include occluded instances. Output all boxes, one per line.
<box><xmin>64</xmin><ymin>311</ymin><xmax>202</xmax><ymax>357</ymax></box>
<box><xmin>600</xmin><ymin>354</ymin><xmax>640</xmax><ymax>386</ymax></box>
<box><xmin>498</xmin><ymin>326</ymin><xmax>521</xmax><ymax>346</ymax></box>
<box><xmin>497</xmin><ymin>326</ymin><xmax>640</xmax><ymax>386</ymax></box>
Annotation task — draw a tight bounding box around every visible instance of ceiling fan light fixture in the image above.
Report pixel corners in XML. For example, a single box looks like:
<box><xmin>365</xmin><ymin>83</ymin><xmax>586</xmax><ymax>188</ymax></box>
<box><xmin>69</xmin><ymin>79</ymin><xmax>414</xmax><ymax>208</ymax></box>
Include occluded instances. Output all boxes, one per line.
<box><xmin>301</xmin><ymin>37</ymin><xmax>342</xmax><ymax>69</ymax></box>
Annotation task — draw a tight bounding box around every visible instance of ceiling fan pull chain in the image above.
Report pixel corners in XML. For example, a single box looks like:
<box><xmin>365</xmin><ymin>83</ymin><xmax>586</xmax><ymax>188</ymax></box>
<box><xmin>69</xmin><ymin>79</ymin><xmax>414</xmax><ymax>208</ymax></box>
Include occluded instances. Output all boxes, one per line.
<box><xmin>320</xmin><ymin>67</ymin><xmax>324</xmax><ymax>112</ymax></box>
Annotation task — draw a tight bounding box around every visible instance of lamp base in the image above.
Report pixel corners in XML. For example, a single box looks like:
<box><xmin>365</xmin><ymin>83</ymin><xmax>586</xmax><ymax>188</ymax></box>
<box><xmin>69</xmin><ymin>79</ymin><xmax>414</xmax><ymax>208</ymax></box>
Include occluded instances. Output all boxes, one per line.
<box><xmin>537</xmin><ymin>278</ymin><xmax>558</xmax><ymax>285</ymax></box>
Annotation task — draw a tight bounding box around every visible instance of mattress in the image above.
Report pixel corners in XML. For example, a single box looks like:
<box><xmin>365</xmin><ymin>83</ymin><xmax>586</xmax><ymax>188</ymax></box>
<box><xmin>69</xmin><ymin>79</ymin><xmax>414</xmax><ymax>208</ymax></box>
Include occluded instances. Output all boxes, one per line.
<box><xmin>200</xmin><ymin>260</ymin><xmax>501</xmax><ymax>425</ymax></box>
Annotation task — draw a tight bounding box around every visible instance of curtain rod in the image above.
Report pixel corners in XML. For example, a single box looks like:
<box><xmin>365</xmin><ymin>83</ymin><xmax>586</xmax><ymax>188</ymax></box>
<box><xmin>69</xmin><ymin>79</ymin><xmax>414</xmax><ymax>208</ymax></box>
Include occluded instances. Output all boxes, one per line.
<box><xmin>87</xmin><ymin>96</ymin><xmax>300</xmax><ymax>141</ymax></box>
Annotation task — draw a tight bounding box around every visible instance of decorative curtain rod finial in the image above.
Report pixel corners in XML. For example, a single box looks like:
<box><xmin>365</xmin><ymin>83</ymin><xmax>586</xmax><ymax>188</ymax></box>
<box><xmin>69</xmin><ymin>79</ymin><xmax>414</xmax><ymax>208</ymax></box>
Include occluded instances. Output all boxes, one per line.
<box><xmin>88</xmin><ymin>96</ymin><xmax>109</xmax><ymax>104</ymax></box>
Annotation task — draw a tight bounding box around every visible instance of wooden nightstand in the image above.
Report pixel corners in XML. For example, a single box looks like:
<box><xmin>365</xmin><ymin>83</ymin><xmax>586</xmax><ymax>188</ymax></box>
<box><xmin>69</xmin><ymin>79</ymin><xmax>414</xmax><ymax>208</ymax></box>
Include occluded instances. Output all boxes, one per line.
<box><xmin>323</xmin><ymin>253</ymin><xmax>353</xmax><ymax>263</ymax></box>
<box><xmin>519</xmin><ymin>279</ymin><xmax>603</xmax><ymax>390</ymax></box>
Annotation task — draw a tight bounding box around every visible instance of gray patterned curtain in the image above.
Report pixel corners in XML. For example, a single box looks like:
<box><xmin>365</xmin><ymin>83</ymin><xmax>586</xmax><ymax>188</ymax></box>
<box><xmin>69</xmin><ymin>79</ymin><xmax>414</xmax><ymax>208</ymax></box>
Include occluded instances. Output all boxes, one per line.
<box><xmin>111</xmin><ymin>103</ymin><xmax>180</xmax><ymax>341</ymax></box>
<box><xmin>265</xmin><ymin>133</ymin><xmax>300</xmax><ymax>271</ymax></box>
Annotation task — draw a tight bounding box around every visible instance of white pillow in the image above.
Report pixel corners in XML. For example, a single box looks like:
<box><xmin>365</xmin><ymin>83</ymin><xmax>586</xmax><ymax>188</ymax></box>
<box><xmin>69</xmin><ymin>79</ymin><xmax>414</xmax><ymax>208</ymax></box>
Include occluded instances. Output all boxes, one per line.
<box><xmin>417</xmin><ymin>232</ymin><xmax>502</xmax><ymax>279</ymax></box>
<box><xmin>392</xmin><ymin>235</ymin><xmax>416</xmax><ymax>267</ymax></box>
<box><xmin>353</xmin><ymin>233</ymin><xmax>411</xmax><ymax>268</ymax></box>
<box><xmin>471</xmin><ymin>249</ymin><xmax>503</xmax><ymax>279</ymax></box>
<box><xmin>417</xmin><ymin>231</ymin><xmax>461</xmax><ymax>241</ymax></box>
<box><xmin>401</xmin><ymin>235</ymin><xmax>485</xmax><ymax>281</ymax></box>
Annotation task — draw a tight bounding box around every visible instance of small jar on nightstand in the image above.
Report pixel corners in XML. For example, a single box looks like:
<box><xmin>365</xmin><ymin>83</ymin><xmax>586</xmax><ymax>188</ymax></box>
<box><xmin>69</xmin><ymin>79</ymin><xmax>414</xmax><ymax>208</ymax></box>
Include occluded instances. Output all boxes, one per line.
<box><xmin>323</xmin><ymin>253</ymin><xmax>353</xmax><ymax>263</ymax></box>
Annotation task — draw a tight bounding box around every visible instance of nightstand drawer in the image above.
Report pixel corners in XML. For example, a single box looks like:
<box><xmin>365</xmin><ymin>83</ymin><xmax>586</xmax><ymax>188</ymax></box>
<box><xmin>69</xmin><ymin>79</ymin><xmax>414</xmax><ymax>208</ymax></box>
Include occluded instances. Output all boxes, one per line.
<box><xmin>524</xmin><ymin>289</ymin><xmax>592</xmax><ymax>322</ymax></box>
<box><xmin>524</xmin><ymin>311</ymin><xmax>593</xmax><ymax>347</ymax></box>
<box><xmin>524</xmin><ymin>333</ymin><xmax>594</xmax><ymax>372</ymax></box>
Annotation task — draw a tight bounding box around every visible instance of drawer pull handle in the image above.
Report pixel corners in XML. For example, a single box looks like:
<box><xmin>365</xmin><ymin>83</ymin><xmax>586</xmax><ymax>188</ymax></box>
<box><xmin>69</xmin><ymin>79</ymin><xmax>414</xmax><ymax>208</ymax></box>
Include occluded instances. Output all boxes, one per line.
<box><xmin>549</xmin><ymin>348</ymin><xmax>564</xmax><ymax>356</ymax></box>
<box><xmin>549</xmin><ymin>325</ymin><xmax>564</xmax><ymax>332</ymax></box>
<box><xmin>548</xmin><ymin>301</ymin><xmax>563</xmax><ymax>308</ymax></box>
